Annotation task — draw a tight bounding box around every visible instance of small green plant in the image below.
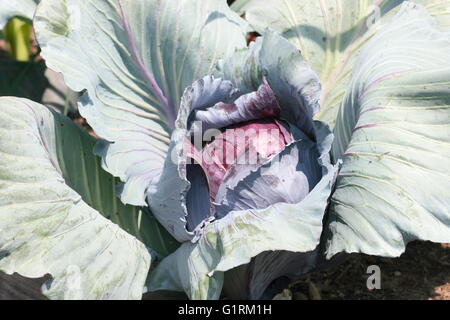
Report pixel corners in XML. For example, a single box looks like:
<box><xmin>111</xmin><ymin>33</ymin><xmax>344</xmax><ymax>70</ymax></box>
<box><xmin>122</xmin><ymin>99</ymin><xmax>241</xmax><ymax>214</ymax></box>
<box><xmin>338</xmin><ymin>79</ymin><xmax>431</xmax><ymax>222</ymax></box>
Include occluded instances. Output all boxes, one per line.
<box><xmin>3</xmin><ymin>17</ymin><xmax>31</xmax><ymax>61</ymax></box>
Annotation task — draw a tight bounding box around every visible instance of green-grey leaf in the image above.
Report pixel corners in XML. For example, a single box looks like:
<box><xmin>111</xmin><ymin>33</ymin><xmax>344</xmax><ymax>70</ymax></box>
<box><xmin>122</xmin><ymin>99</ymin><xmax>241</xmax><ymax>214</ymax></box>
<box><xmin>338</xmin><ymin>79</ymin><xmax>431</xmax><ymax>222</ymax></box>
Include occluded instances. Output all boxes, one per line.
<box><xmin>47</xmin><ymin>103</ymin><xmax>179</xmax><ymax>258</ymax></box>
<box><xmin>325</xmin><ymin>2</ymin><xmax>450</xmax><ymax>258</ymax></box>
<box><xmin>240</xmin><ymin>0</ymin><xmax>450</xmax><ymax>127</ymax></box>
<box><xmin>0</xmin><ymin>0</ymin><xmax>38</xmax><ymax>28</ymax></box>
<box><xmin>34</xmin><ymin>0</ymin><xmax>248</xmax><ymax>207</ymax></box>
<box><xmin>229</xmin><ymin>0</ymin><xmax>253</xmax><ymax>15</ymax></box>
<box><xmin>0</xmin><ymin>97</ymin><xmax>154</xmax><ymax>299</ymax></box>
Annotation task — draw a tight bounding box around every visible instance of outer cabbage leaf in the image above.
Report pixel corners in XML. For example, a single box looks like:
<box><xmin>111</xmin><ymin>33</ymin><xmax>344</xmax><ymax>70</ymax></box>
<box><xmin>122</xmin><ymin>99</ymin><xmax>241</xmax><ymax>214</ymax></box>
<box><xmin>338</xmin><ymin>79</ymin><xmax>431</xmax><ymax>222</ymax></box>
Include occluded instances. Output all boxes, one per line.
<box><xmin>0</xmin><ymin>0</ymin><xmax>38</xmax><ymax>28</ymax></box>
<box><xmin>239</xmin><ymin>0</ymin><xmax>450</xmax><ymax>127</ymax></box>
<box><xmin>33</xmin><ymin>0</ymin><xmax>248</xmax><ymax>207</ymax></box>
<box><xmin>47</xmin><ymin>103</ymin><xmax>179</xmax><ymax>258</ymax></box>
<box><xmin>325</xmin><ymin>3</ymin><xmax>450</xmax><ymax>258</ymax></box>
<box><xmin>0</xmin><ymin>97</ymin><xmax>174</xmax><ymax>299</ymax></box>
<box><xmin>229</xmin><ymin>0</ymin><xmax>253</xmax><ymax>16</ymax></box>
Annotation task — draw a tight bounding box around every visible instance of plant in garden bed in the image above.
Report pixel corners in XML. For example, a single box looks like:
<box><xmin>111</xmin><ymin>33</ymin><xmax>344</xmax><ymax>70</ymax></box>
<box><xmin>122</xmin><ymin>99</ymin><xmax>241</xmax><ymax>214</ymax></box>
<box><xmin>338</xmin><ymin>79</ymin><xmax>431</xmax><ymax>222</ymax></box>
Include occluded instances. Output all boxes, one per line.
<box><xmin>0</xmin><ymin>0</ymin><xmax>449</xmax><ymax>300</ymax></box>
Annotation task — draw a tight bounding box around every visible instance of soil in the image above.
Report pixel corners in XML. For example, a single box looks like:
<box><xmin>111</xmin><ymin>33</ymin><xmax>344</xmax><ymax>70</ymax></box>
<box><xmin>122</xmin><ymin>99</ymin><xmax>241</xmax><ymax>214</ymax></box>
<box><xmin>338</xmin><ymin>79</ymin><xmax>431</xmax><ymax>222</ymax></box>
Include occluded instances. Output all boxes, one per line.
<box><xmin>285</xmin><ymin>241</ymin><xmax>450</xmax><ymax>300</ymax></box>
<box><xmin>1</xmin><ymin>241</ymin><xmax>449</xmax><ymax>300</ymax></box>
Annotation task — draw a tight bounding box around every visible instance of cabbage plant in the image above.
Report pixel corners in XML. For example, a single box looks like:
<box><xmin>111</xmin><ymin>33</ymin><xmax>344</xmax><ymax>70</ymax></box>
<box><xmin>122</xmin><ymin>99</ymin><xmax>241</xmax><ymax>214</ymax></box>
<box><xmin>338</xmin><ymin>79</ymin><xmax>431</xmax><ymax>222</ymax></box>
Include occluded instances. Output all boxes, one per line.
<box><xmin>0</xmin><ymin>0</ymin><xmax>449</xmax><ymax>300</ymax></box>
